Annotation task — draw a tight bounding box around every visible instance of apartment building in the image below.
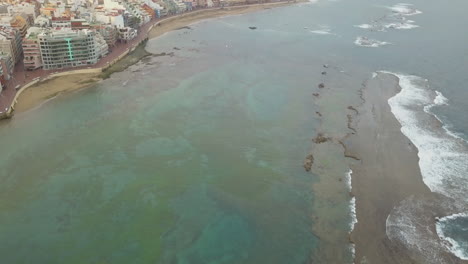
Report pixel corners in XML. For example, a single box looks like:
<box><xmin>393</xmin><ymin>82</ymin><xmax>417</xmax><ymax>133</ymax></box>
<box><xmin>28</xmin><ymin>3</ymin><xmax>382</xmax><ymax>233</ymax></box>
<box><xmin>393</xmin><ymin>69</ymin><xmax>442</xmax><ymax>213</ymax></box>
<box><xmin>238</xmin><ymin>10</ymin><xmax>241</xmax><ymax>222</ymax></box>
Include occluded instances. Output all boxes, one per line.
<box><xmin>0</xmin><ymin>26</ymin><xmax>22</xmax><ymax>63</ymax></box>
<box><xmin>0</xmin><ymin>52</ymin><xmax>14</xmax><ymax>81</ymax></box>
<box><xmin>51</xmin><ymin>16</ymin><xmax>71</xmax><ymax>28</ymax></box>
<box><xmin>117</xmin><ymin>26</ymin><xmax>136</xmax><ymax>42</ymax></box>
<box><xmin>97</xmin><ymin>25</ymin><xmax>117</xmax><ymax>48</ymax></box>
<box><xmin>7</xmin><ymin>2</ymin><xmax>40</xmax><ymax>20</ymax></box>
<box><xmin>23</xmin><ymin>27</ymin><xmax>42</xmax><ymax>70</ymax></box>
<box><xmin>38</xmin><ymin>28</ymin><xmax>107</xmax><ymax>70</ymax></box>
<box><xmin>10</xmin><ymin>14</ymin><xmax>31</xmax><ymax>38</ymax></box>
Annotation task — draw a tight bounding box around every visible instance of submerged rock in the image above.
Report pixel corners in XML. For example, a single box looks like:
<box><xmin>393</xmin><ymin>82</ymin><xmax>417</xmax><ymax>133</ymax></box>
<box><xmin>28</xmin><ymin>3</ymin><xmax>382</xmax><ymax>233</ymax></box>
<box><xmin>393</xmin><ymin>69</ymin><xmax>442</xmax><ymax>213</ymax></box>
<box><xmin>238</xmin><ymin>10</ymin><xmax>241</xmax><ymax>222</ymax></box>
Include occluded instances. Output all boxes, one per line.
<box><xmin>312</xmin><ymin>133</ymin><xmax>331</xmax><ymax>144</ymax></box>
<box><xmin>303</xmin><ymin>154</ymin><xmax>314</xmax><ymax>172</ymax></box>
<box><xmin>249</xmin><ymin>26</ymin><xmax>257</xmax><ymax>30</ymax></box>
<box><xmin>318</xmin><ymin>83</ymin><xmax>325</xmax><ymax>88</ymax></box>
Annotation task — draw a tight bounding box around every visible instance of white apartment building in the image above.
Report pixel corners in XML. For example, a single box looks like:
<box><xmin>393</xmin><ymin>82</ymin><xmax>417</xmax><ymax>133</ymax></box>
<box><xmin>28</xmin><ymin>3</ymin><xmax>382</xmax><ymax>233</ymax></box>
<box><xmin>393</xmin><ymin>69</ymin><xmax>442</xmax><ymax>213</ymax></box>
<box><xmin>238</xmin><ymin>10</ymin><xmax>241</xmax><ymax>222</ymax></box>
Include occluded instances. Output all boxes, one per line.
<box><xmin>39</xmin><ymin>28</ymin><xmax>107</xmax><ymax>69</ymax></box>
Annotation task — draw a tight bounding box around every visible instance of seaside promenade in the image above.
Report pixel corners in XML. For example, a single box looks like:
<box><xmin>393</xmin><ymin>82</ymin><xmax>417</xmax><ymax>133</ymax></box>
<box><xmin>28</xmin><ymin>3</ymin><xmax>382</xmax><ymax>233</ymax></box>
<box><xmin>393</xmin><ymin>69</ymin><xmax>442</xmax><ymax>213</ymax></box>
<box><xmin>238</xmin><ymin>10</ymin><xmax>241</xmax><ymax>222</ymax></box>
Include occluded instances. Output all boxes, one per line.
<box><xmin>0</xmin><ymin>0</ymin><xmax>295</xmax><ymax>119</ymax></box>
<box><xmin>0</xmin><ymin>16</ymin><xmax>157</xmax><ymax>118</ymax></box>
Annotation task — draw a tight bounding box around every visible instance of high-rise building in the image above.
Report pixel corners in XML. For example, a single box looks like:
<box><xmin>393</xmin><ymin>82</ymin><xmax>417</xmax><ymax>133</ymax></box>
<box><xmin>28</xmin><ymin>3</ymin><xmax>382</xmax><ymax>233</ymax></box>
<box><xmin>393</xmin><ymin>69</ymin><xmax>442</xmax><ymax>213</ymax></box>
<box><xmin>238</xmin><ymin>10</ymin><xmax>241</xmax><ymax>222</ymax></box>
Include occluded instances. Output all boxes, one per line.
<box><xmin>10</xmin><ymin>14</ymin><xmax>31</xmax><ymax>38</ymax></box>
<box><xmin>0</xmin><ymin>52</ymin><xmax>14</xmax><ymax>81</ymax></box>
<box><xmin>38</xmin><ymin>28</ymin><xmax>107</xmax><ymax>70</ymax></box>
<box><xmin>7</xmin><ymin>2</ymin><xmax>40</xmax><ymax>20</ymax></box>
<box><xmin>97</xmin><ymin>25</ymin><xmax>117</xmax><ymax>48</ymax></box>
<box><xmin>0</xmin><ymin>26</ymin><xmax>22</xmax><ymax>63</ymax></box>
<box><xmin>23</xmin><ymin>27</ymin><xmax>43</xmax><ymax>70</ymax></box>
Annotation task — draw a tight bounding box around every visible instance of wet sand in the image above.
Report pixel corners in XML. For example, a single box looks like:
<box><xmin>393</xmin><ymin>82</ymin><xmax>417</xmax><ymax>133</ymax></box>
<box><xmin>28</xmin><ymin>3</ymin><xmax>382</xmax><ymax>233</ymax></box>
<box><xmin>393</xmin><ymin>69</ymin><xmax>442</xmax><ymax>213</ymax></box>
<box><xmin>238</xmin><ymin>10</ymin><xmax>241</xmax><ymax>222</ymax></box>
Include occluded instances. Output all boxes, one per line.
<box><xmin>344</xmin><ymin>73</ymin><xmax>432</xmax><ymax>263</ymax></box>
<box><xmin>13</xmin><ymin>1</ymin><xmax>299</xmax><ymax>113</ymax></box>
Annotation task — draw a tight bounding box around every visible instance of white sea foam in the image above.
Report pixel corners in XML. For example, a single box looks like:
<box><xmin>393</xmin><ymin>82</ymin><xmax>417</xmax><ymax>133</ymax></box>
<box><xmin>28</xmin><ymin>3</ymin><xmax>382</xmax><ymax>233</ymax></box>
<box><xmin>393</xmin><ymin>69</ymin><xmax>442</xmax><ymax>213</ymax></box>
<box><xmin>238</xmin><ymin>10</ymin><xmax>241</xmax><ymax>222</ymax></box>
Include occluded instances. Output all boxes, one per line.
<box><xmin>372</xmin><ymin>72</ymin><xmax>378</xmax><ymax>79</ymax></box>
<box><xmin>310</xmin><ymin>29</ymin><xmax>332</xmax><ymax>35</ymax></box>
<box><xmin>381</xmin><ymin>71</ymin><xmax>468</xmax><ymax>261</ymax></box>
<box><xmin>386</xmin><ymin>197</ymin><xmax>452</xmax><ymax>264</ymax></box>
<box><xmin>384</xmin><ymin>22</ymin><xmax>419</xmax><ymax>30</ymax></box>
<box><xmin>434</xmin><ymin>91</ymin><xmax>449</xmax><ymax>105</ymax></box>
<box><xmin>350</xmin><ymin>197</ymin><xmax>357</xmax><ymax>231</ymax></box>
<box><xmin>346</xmin><ymin>169</ymin><xmax>353</xmax><ymax>192</ymax></box>
<box><xmin>383</xmin><ymin>72</ymin><xmax>468</xmax><ymax>203</ymax></box>
<box><xmin>349</xmin><ymin>196</ymin><xmax>357</xmax><ymax>262</ymax></box>
<box><xmin>436</xmin><ymin>213</ymin><xmax>468</xmax><ymax>260</ymax></box>
<box><xmin>355</xmin><ymin>24</ymin><xmax>373</xmax><ymax>29</ymax></box>
<box><xmin>309</xmin><ymin>25</ymin><xmax>335</xmax><ymax>35</ymax></box>
<box><xmin>347</xmin><ymin>170</ymin><xmax>357</xmax><ymax>234</ymax></box>
<box><xmin>354</xmin><ymin>37</ymin><xmax>390</xmax><ymax>48</ymax></box>
<box><xmin>354</xmin><ymin>23</ymin><xmax>385</xmax><ymax>32</ymax></box>
<box><xmin>387</xmin><ymin>3</ymin><xmax>422</xmax><ymax>16</ymax></box>
<box><xmin>438</xmin><ymin>212</ymin><xmax>468</xmax><ymax>221</ymax></box>
<box><xmin>422</xmin><ymin>90</ymin><xmax>467</xmax><ymax>142</ymax></box>
<box><xmin>356</xmin><ymin>21</ymin><xmax>419</xmax><ymax>31</ymax></box>
<box><xmin>346</xmin><ymin>169</ymin><xmax>357</xmax><ymax>262</ymax></box>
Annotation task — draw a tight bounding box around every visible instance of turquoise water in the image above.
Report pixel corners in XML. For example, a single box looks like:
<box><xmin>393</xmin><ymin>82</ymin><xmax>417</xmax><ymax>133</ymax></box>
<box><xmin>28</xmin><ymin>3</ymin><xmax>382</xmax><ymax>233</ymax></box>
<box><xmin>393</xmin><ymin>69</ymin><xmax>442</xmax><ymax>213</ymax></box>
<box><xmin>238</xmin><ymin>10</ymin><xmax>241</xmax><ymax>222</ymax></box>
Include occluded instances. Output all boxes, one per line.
<box><xmin>0</xmin><ymin>54</ymin><xmax>325</xmax><ymax>262</ymax></box>
<box><xmin>1</xmin><ymin>0</ymin><xmax>468</xmax><ymax>263</ymax></box>
<box><xmin>0</xmin><ymin>7</ymin><xmax>350</xmax><ymax>262</ymax></box>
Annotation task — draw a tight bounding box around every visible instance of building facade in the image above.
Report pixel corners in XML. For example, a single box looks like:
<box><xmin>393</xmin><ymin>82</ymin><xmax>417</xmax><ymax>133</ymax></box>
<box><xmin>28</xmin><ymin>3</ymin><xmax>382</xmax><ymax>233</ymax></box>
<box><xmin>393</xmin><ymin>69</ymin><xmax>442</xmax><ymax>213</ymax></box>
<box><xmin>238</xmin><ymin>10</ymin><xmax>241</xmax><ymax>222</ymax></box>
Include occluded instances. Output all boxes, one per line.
<box><xmin>23</xmin><ymin>27</ymin><xmax>42</xmax><ymax>70</ymax></box>
<box><xmin>7</xmin><ymin>2</ymin><xmax>40</xmax><ymax>20</ymax></box>
<box><xmin>51</xmin><ymin>17</ymin><xmax>71</xmax><ymax>28</ymax></box>
<box><xmin>10</xmin><ymin>14</ymin><xmax>30</xmax><ymax>38</ymax></box>
<box><xmin>97</xmin><ymin>25</ymin><xmax>117</xmax><ymax>48</ymax></box>
<box><xmin>0</xmin><ymin>26</ymin><xmax>22</xmax><ymax>63</ymax></box>
<box><xmin>0</xmin><ymin>52</ymin><xmax>14</xmax><ymax>81</ymax></box>
<box><xmin>117</xmin><ymin>26</ymin><xmax>136</xmax><ymax>42</ymax></box>
<box><xmin>38</xmin><ymin>29</ymin><xmax>106</xmax><ymax>70</ymax></box>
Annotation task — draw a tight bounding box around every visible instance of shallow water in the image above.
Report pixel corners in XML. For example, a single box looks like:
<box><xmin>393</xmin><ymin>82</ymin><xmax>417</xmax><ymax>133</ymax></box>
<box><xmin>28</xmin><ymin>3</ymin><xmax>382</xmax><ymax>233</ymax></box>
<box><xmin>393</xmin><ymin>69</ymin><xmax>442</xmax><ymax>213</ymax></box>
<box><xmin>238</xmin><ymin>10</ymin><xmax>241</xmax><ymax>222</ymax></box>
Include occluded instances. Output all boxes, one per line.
<box><xmin>0</xmin><ymin>0</ymin><xmax>467</xmax><ymax>263</ymax></box>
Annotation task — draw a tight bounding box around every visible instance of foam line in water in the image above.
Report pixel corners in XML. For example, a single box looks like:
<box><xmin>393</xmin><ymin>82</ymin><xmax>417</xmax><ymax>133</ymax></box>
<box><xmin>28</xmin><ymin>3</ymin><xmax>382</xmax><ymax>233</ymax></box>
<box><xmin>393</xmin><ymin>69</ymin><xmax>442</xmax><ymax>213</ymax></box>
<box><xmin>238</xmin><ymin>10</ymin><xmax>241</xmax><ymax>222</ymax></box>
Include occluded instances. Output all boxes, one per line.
<box><xmin>354</xmin><ymin>37</ymin><xmax>391</xmax><ymax>48</ymax></box>
<box><xmin>381</xmin><ymin>71</ymin><xmax>468</xmax><ymax>204</ymax></box>
<box><xmin>436</xmin><ymin>213</ymin><xmax>468</xmax><ymax>260</ymax></box>
<box><xmin>434</xmin><ymin>91</ymin><xmax>449</xmax><ymax>105</ymax></box>
<box><xmin>354</xmin><ymin>24</ymin><xmax>372</xmax><ymax>29</ymax></box>
<box><xmin>382</xmin><ymin>72</ymin><xmax>468</xmax><ymax>261</ymax></box>
<box><xmin>310</xmin><ymin>29</ymin><xmax>333</xmax><ymax>35</ymax></box>
<box><xmin>346</xmin><ymin>170</ymin><xmax>356</xmax><ymax>262</ymax></box>
<box><xmin>383</xmin><ymin>22</ymin><xmax>419</xmax><ymax>30</ymax></box>
<box><xmin>423</xmin><ymin>90</ymin><xmax>467</xmax><ymax>142</ymax></box>
<box><xmin>387</xmin><ymin>3</ymin><xmax>422</xmax><ymax>16</ymax></box>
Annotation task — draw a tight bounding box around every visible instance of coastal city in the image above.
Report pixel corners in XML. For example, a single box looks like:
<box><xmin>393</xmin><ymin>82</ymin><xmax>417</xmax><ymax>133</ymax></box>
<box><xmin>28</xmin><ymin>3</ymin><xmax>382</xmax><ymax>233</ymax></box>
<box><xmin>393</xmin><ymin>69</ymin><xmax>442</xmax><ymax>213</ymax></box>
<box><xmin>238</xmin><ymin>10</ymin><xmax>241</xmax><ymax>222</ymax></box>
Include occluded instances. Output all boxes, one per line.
<box><xmin>0</xmin><ymin>0</ymin><xmax>278</xmax><ymax>118</ymax></box>
<box><xmin>0</xmin><ymin>0</ymin><xmax>467</xmax><ymax>263</ymax></box>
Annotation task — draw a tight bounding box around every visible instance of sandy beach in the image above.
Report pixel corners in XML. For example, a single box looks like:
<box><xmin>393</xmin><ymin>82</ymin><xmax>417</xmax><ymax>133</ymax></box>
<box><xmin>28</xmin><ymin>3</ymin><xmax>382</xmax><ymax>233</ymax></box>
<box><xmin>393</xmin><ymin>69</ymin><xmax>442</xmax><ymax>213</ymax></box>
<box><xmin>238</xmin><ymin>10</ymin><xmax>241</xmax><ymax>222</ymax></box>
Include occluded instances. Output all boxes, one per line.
<box><xmin>14</xmin><ymin>74</ymin><xmax>101</xmax><ymax>113</ymax></box>
<box><xmin>148</xmin><ymin>3</ymin><xmax>295</xmax><ymax>39</ymax></box>
<box><xmin>12</xmin><ymin>1</ymin><xmax>299</xmax><ymax>113</ymax></box>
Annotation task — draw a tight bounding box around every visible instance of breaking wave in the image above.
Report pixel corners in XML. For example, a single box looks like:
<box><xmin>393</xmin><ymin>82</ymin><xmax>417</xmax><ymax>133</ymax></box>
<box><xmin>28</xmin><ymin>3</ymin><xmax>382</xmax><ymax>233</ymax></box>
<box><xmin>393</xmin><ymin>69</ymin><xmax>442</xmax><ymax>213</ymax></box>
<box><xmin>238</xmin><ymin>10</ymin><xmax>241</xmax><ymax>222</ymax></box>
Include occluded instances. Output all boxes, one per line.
<box><xmin>382</xmin><ymin>72</ymin><xmax>468</xmax><ymax>262</ymax></box>
<box><xmin>310</xmin><ymin>29</ymin><xmax>333</xmax><ymax>35</ymax></box>
<box><xmin>355</xmin><ymin>4</ymin><xmax>421</xmax><ymax>32</ymax></box>
<box><xmin>346</xmin><ymin>170</ymin><xmax>357</xmax><ymax>262</ymax></box>
<box><xmin>354</xmin><ymin>37</ymin><xmax>390</xmax><ymax>47</ymax></box>
<box><xmin>436</xmin><ymin>213</ymin><xmax>468</xmax><ymax>260</ymax></box>
<box><xmin>387</xmin><ymin>3</ymin><xmax>423</xmax><ymax>16</ymax></box>
<box><xmin>385</xmin><ymin>72</ymin><xmax>468</xmax><ymax>202</ymax></box>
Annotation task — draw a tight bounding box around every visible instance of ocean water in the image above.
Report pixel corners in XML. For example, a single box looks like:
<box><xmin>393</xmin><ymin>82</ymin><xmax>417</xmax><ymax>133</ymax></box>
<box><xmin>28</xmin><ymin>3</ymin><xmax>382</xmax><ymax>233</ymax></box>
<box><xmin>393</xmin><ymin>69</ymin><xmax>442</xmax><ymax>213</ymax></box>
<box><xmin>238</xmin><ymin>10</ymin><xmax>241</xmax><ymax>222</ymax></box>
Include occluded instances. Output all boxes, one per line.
<box><xmin>0</xmin><ymin>0</ymin><xmax>467</xmax><ymax>263</ymax></box>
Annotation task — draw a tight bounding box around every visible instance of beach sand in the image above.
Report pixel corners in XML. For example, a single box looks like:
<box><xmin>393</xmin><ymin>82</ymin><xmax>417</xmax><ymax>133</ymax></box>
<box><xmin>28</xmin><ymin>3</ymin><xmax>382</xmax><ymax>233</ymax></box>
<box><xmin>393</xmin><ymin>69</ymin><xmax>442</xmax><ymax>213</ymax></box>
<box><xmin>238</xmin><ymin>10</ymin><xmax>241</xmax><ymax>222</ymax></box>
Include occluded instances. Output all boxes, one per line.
<box><xmin>344</xmin><ymin>73</ymin><xmax>463</xmax><ymax>263</ymax></box>
<box><xmin>148</xmin><ymin>2</ymin><xmax>296</xmax><ymax>39</ymax></box>
<box><xmin>13</xmin><ymin>1</ymin><xmax>299</xmax><ymax>113</ymax></box>
<box><xmin>15</xmin><ymin>74</ymin><xmax>101</xmax><ymax>113</ymax></box>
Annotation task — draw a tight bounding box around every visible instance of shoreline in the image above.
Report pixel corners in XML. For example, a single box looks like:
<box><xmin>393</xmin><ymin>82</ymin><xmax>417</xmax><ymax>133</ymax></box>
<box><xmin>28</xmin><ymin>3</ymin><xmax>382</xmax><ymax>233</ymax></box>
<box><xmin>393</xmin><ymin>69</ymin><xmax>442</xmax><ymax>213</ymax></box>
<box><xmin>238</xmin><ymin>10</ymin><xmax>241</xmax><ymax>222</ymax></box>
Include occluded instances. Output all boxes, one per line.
<box><xmin>345</xmin><ymin>73</ymin><xmax>464</xmax><ymax>263</ymax></box>
<box><xmin>345</xmin><ymin>72</ymin><xmax>431</xmax><ymax>263</ymax></box>
<box><xmin>1</xmin><ymin>1</ymin><xmax>302</xmax><ymax>117</ymax></box>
